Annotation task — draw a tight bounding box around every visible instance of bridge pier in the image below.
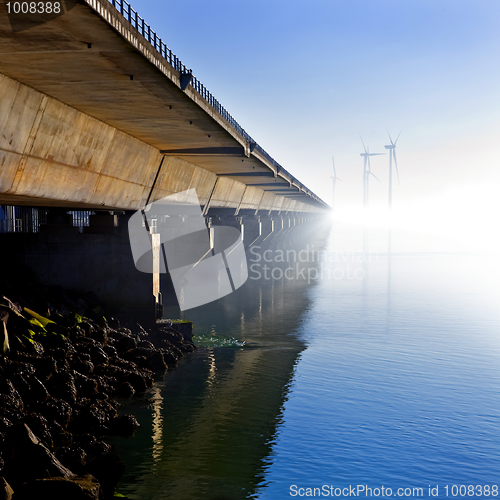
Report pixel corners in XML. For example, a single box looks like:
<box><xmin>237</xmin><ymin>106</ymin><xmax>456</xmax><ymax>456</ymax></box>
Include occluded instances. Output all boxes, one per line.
<box><xmin>241</xmin><ymin>216</ymin><xmax>261</xmax><ymax>248</ymax></box>
<box><xmin>1</xmin><ymin>205</ymin><xmax>328</xmax><ymax>319</ymax></box>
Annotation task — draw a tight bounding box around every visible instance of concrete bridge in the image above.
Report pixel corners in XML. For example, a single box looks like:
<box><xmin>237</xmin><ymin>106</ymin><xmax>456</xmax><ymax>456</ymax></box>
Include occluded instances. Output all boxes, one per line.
<box><xmin>0</xmin><ymin>0</ymin><xmax>327</xmax><ymax>214</ymax></box>
<box><xmin>0</xmin><ymin>0</ymin><xmax>329</xmax><ymax>316</ymax></box>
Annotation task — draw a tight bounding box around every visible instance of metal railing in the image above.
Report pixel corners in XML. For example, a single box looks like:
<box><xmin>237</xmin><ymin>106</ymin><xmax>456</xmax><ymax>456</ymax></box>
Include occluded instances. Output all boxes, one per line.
<box><xmin>108</xmin><ymin>0</ymin><xmax>253</xmax><ymax>141</ymax></box>
<box><xmin>0</xmin><ymin>206</ymin><xmax>47</xmax><ymax>233</ymax></box>
<box><xmin>107</xmin><ymin>0</ymin><xmax>320</xmax><ymax>202</ymax></box>
<box><xmin>0</xmin><ymin>207</ymin><xmax>93</xmax><ymax>233</ymax></box>
<box><xmin>69</xmin><ymin>211</ymin><xmax>93</xmax><ymax>233</ymax></box>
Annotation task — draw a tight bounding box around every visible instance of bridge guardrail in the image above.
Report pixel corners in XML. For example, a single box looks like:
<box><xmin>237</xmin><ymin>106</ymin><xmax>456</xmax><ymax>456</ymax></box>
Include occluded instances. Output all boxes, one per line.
<box><xmin>108</xmin><ymin>0</ymin><xmax>323</xmax><ymax>204</ymax></box>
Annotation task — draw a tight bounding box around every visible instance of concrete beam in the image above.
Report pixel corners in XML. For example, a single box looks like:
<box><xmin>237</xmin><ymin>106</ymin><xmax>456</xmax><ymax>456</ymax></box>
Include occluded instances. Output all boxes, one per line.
<box><xmin>0</xmin><ymin>73</ymin><xmax>321</xmax><ymax>213</ymax></box>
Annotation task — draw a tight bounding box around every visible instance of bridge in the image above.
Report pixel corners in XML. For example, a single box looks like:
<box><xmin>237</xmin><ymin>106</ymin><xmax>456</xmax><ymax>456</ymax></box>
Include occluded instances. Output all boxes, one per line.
<box><xmin>0</xmin><ymin>0</ymin><xmax>326</xmax><ymax>214</ymax></box>
<box><xmin>0</xmin><ymin>0</ymin><xmax>329</xmax><ymax>316</ymax></box>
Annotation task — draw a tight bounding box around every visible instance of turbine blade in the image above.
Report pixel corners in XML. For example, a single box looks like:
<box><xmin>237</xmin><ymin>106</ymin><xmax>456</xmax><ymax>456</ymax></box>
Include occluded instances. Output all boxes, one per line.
<box><xmin>386</xmin><ymin>128</ymin><xmax>394</xmax><ymax>145</ymax></box>
<box><xmin>359</xmin><ymin>134</ymin><xmax>368</xmax><ymax>153</ymax></box>
<box><xmin>368</xmin><ymin>153</ymin><xmax>385</xmax><ymax>156</ymax></box>
<box><xmin>394</xmin><ymin>130</ymin><xmax>402</xmax><ymax>145</ymax></box>
<box><xmin>370</xmin><ymin>172</ymin><xmax>381</xmax><ymax>182</ymax></box>
<box><xmin>393</xmin><ymin>149</ymin><xmax>400</xmax><ymax>185</ymax></box>
<box><xmin>332</xmin><ymin>156</ymin><xmax>336</xmax><ymax>177</ymax></box>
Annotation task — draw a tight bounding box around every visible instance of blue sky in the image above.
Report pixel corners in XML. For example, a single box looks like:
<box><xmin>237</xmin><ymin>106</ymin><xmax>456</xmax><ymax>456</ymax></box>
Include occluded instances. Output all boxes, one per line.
<box><xmin>129</xmin><ymin>0</ymin><xmax>500</xmax><ymax>222</ymax></box>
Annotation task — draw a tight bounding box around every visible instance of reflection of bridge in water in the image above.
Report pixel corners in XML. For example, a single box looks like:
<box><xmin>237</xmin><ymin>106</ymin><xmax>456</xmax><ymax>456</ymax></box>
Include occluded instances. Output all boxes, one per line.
<box><xmin>109</xmin><ymin>222</ymin><xmax>332</xmax><ymax>500</ymax></box>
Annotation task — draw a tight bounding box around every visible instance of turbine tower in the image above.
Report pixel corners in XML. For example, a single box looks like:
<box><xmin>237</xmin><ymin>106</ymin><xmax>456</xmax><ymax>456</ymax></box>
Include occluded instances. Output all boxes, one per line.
<box><xmin>331</xmin><ymin>156</ymin><xmax>342</xmax><ymax>210</ymax></box>
<box><xmin>384</xmin><ymin>131</ymin><xmax>401</xmax><ymax>209</ymax></box>
<box><xmin>360</xmin><ymin>136</ymin><xmax>383</xmax><ymax>207</ymax></box>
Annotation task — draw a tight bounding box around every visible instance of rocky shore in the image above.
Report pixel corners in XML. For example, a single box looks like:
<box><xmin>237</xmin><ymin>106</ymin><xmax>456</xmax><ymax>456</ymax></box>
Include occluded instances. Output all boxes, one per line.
<box><xmin>0</xmin><ymin>272</ymin><xmax>195</xmax><ymax>500</ymax></box>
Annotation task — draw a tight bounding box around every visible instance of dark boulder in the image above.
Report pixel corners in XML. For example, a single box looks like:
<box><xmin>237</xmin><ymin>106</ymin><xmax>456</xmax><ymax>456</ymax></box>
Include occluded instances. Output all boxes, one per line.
<box><xmin>28</xmin><ymin>376</ymin><xmax>50</xmax><ymax>402</ymax></box>
<box><xmin>13</xmin><ymin>474</ymin><xmax>101</xmax><ymax>500</ymax></box>
<box><xmin>2</xmin><ymin>423</ymin><xmax>72</xmax><ymax>488</ymax></box>
<box><xmin>121</xmin><ymin>372</ymin><xmax>147</xmax><ymax>393</ymax></box>
<box><xmin>116</xmin><ymin>335</ymin><xmax>137</xmax><ymax>354</ymax></box>
<box><xmin>114</xmin><ymin>381</ymin><xmax>135</xmax><ymax>398</ymax></box>
<box><xmin>56</xmin><ymin>446</ymin><xmax>87</xmax><ymax>474</ymax></box>
<box><xmin>24</xmin><ymin>412</ymin><xmax>53</xmax><ymax>450</ymax></box>
<box><xmin>109</xmin><ymin>414</ymin><xmax>140</xmax><ymax>437</ymax></box>
<box><xmin>73</xmin><ymin>372</ymin><xmax>99</xmax><ymax>398</ymax></box>
<box><xmin>46</xmin><ymin>371</ymin><xmax>77</xmax><ymax>404</ymax></box>
<box><xmin>0</xmin><ymin>379</ymin><xmax>24</xmax><ymax>420</ymax></box>
<box><xmin>32</xmin><ymin>355</ymin><xmax>57</xmax><ymax>382</ymax></box>
<box><xmin>86</xmin><ymin>453</ymin><xmax>125</xmax><ymax>499</ymax></box>
<box><xmin>33</xmin><ymin>397</ymin><xmax>72</xmax><ymax>429</ymax></box>
<box><xmin>49</xmin><ymin>420</ymin><xmax>73</xmax><ymax>448</ymax></box>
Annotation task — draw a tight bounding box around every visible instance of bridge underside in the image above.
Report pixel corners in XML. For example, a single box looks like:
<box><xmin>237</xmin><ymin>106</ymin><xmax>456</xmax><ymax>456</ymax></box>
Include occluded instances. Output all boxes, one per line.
<box><xmin>0</xmin><ymin>0</ymin><xmax>327</xmax><ymax>214</ymax></box>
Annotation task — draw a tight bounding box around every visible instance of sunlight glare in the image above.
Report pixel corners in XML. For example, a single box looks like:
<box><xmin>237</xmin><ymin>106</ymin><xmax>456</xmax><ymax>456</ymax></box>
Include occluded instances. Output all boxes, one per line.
<box><xmin>330</xmin><ymin>183</ymin><xmax>500</xmax><ymax>254</ymax></box>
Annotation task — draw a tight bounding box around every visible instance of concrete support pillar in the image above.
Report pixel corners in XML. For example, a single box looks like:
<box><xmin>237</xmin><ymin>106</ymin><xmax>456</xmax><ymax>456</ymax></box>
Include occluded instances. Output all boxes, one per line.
<box><xmin>151</xmin><ymin>232</ymin><xmax>161</xmax><ymax>318</ymax></box>
<box><xmin>242</xmin><ymin>216</ymin><xmax>261</xmax><ymax>248</ymax></box>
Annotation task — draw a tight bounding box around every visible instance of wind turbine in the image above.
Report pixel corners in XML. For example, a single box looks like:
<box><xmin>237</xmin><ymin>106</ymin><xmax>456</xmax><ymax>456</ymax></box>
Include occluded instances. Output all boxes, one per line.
<box><xmin>359</xmin><ymin>136</ymin><xmax>384</xmax><ymax>207</ymax></box>
<box><xmin>385</xmin><ymin>131</ymin><xmax>401</xmax><ymax>209</ymax></box>
<box><xmin>331</xmin><ymin>156</ymin><xmax>342</xmax><ymax>210</ymax></box>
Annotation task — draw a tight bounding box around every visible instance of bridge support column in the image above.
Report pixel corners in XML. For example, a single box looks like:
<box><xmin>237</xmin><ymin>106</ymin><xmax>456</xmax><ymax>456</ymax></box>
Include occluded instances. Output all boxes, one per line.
<box><xmin>242</xmin><ymin>216</ymin><xmax>261</xmax><ymax>248</ymax></box>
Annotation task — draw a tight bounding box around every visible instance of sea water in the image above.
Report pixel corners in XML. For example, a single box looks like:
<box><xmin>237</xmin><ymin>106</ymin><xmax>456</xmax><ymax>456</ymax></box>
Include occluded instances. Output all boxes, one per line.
<box><xmin>111</xmin><ymin>222</ymin><xmax>500</xmax><ymax>500</ymax></box>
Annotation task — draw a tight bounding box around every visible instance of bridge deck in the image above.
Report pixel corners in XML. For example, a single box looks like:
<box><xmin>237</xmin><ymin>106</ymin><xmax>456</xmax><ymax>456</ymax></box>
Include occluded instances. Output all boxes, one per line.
<box><xmin>0</xmin><ymin>0</ymin><xmax>327</xmax><ymax>212</ymax></box>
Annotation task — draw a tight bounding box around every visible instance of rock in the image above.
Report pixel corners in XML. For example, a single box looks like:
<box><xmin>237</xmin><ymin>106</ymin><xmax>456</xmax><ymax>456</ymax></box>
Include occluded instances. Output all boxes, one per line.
<box><xmin>38</xmin><ymin>333</ymin><xmax>69</xmax><ymax>351</ymax></box>
<box><xmin>56</xmin><ymin>446</ymin><xmax>86</xmax><ymax>474</ymax></box>
<box><xmin>78</xmin><ymin>321</ymin><xmax>95</xmax><ymax>336</ymax></box>
<box><xmin>88</xmin><ymin>346</ymin><xmax>108</xmax><ymax>366</ymax></box>
<box><xmin>160</xmin><ymin>348</ymin><xmax>179</xmax><ymax>366</ymax></box>
<box><xmin>73</xmin><ymin>372</ymin><xmax>99</xmax><ymax>398</ymax></box>
<box><xmin>0</xmin><ymin>379</ymin><xmax>24</xmax><ymax>420</ymax></box>
<box><xmin>0</xmin><ymin>477</ymin><xmax>14</xmax><ymax>500</ymax></box>
<box><xmin>72</xmin><ymin>357</ymin><xmax>95</xmax><ymax>376</ymax></box>
<box><xmin>114</xmin><ymin>382</ymin><xmax>135</xmax><ymax>398</ymax></box>
<box><xmin>107</xmin><ymin>317</ymin><xmax>120</xmax><ymax>329</ymax></box>
<box><xmin>14</xmin><ymin>474</ymin><xmax>101</xmax><ymax>500</ymax></box>
<box><xmin>2</xmin><ymin>423</ymin><xmax>73</xmax><ymax>488</ymax></box>
<box><xmin>33</xmin><ymin>397</ymin><xmax>73</xmax><ymax>429</ymax></box>
<box><xmin>86</xmin><ymin>453</ymin><xmax>125</xmax><ymax>499</ymax></box>
<box><xmin>146</xmin><ymin>350</ymin><xmax>167</xmax><ymax>372</ymax></box>
<box><xmin>116</xmin><ymin>335</ymin><xmax>137</xmax><ymax>354</ymax></box>
<box><xmin>122</xmin><ymin>372</ymin><xmax>147</xmax><ymax>393</ymax></box>
<box><xmin>137</xmin><ymin>340</ymin><xmax>154</xmax><ymax>350</ymax></box>
<box><xmin>49</xmin><ymin>420</ymin><xmax>73</xmax><ymax>448</ymax></box>
<box><xmin>102</xmin><ymin>345</ymin><xmax>117</xmax><ymax>358</ymax></box>
<box><xmin>46</xmin><ymin>371</ymin><xmax>77</xmax><ymax>404</ymax></box>
<box><xmin>72</xmin><ymin>400</ymin><xmax>117</xmax><ymax>435</ymax></box>
<box><xmin>32</xmin><ymin>355</ymin><xmax>57</xmax><ymax>382</ymax></box>
<box><xmin>109</xmin><ymin>415</ymin><xmax>140</xmax><ymax>437</ymax></box>
<box><xmin>0</xmin><ymin>418</ymin><xmax>12</xmax><ymax>434</ymax></box>
<box><xmin>24</xmin><ymin>412</ymin><xmax>53</xmax><ymax>450</ymax></box>
<box><xmin>28</xmin><ymin>376</ymin><xmax>50</xmax><ymax>402</ymax></box>
<box><xmin>87</xmin><ymin>328</ymin><xmax>107</xmax><ymax>344</ymax></box>
<box><xmin>76</xmin><ymin>435</ymin><xmax>110</xmax><ymax>460</ymax></box>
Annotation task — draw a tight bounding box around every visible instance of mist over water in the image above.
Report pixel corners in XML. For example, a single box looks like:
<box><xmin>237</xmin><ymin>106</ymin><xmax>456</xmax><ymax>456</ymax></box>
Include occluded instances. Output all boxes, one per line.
<box><xmin>111</xmin><ymin>221</ymin><xmax>500</xmax><ymax>500</ymax></box>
